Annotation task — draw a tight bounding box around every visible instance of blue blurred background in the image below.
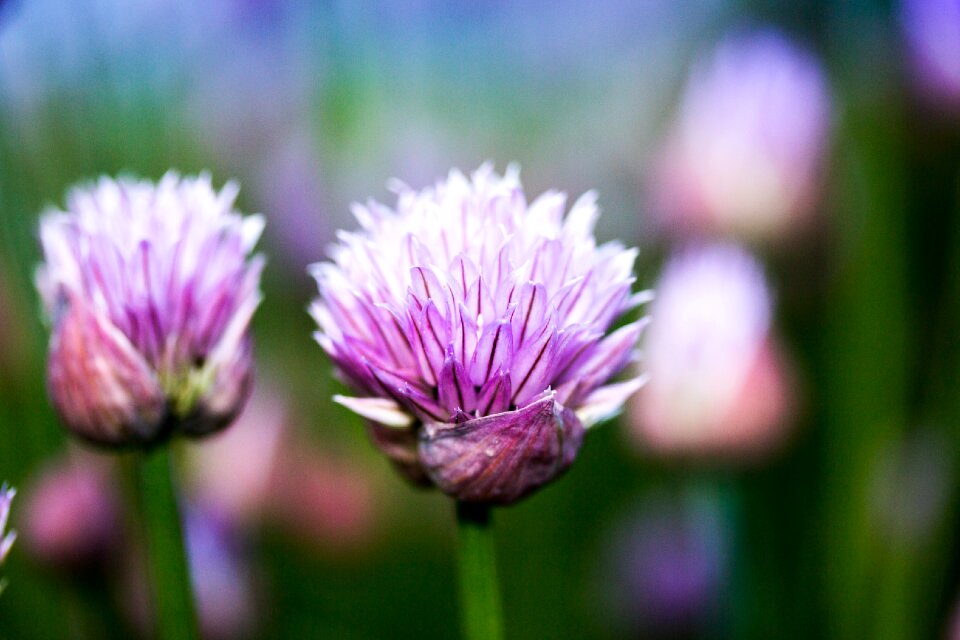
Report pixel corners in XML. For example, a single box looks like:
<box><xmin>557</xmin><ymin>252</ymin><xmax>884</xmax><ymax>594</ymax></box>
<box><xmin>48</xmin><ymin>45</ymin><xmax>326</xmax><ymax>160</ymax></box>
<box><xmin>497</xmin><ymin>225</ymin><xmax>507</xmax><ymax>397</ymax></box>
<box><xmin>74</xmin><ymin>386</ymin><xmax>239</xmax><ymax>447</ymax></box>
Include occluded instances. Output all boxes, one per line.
<box><xmin>1</xmin><ymin>0</ymin><xmax>959</xmax><ymax>638</ymax></box>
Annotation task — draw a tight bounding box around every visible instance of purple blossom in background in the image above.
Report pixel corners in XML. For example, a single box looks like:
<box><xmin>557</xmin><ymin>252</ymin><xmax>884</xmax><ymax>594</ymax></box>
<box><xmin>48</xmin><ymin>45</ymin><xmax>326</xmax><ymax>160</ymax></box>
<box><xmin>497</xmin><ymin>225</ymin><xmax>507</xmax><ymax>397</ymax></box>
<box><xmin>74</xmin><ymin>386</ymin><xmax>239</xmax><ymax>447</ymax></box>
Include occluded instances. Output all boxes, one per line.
<box><xmin>901</xmin><ymin>0</ymin><xmax>960</xmax><ymax>109</ymax></box>
<box><xmin>22</xmin><ymin>456</ymin><xmax>121</xmax><ymax>572</ymax></box>
<box><xmin>311</xmin><ymin>164</ymin><xmax>648</xmax><ymax>504</ymax></box>
<box><xmin>185</xmin><ymin>504</ymin><xmax>257</xmax><ymax>640</ymax></box>
<box><xmin>653</xmin><ymin>29</ymin><xmax>832</xmax><ymax>243</ymax></box>
<box><xmin>37</xmin><ymin>173</ymin><xmax>265</xmax><ymax>447</ymax></box>
<box><xmin>597</xmin><ymin>491</ymin><xmax>727</xmax><ymax>637</ymax></box>
<box><xmin>0</xmin><ymin>484</ymin><xmax>15</xmax><ymax>592</ymax></box>
<box><xmin>632</xmin><ymin>244</ymin><xmax>791</xmax><ymax>459</ymax></box>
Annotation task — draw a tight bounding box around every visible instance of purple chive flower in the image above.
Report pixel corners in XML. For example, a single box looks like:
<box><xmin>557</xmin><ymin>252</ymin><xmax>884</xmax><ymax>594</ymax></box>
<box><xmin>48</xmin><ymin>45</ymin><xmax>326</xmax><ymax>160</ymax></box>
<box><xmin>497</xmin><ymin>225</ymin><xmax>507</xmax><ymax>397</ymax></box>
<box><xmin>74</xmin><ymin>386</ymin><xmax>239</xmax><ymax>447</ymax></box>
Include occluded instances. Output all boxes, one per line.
<box><xmin>632</xmin><ymin>244</ymin><xmax>791</xmax><ymax>458</ymax></box>
<box><xmin>37</xmin><ymin>173</ymin><xmax>265</xmax><ymax>447</ymax></box>
<box><xmin>901</xmin><ymin>0</ymin><xmax>960</xmax><ymax>110</ymax></box>
<box><xmin>597</xmin><ymin>491</ymin><xmax>727</xmax><ymax>637</ymax></box>
<box><xmin>311</xmin><ymin>164</ymin><xmax>648</xmax><ymax>504</ymax></box>
<box><xmin>653</xmin><ymin>29</ymin><xmax>831</xmax><ymax>242</ymax></box>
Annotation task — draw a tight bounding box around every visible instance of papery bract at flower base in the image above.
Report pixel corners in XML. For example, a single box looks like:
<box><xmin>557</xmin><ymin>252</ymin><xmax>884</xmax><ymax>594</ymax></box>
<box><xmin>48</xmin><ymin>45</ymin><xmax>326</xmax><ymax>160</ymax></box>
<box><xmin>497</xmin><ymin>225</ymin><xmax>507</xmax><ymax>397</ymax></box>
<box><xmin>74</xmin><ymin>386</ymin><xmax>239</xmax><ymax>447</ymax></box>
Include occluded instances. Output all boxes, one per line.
<box><xmin>311</xmin><ymin>164</ymin><xmax>647</xmax><ymax>505</ymax></box>
<box><xmin>37</xmin><ymin>173</ymin><xmax>265</xmax><ymax>447</ymax></box>
<box><xmin>419</xmin><ymin>393</ymin><xmax>584</xmax><ymax>505</ymax></box>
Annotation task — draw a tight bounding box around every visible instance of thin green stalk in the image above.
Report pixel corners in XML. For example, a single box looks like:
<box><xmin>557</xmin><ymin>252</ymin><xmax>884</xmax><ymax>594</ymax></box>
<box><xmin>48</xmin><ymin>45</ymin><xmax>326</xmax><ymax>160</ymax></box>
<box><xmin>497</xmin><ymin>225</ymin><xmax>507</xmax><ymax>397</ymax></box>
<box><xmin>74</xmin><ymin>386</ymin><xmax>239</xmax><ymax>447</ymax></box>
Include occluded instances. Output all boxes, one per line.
<box><xmin>455</xmin><ymin>502</ymin><xmax>503</xmax><ymax>640</ymax></box>
<box><xmin>137</xmin><ymin>447</ymin><xmax>199</xmax><ymax>640</ymax></box>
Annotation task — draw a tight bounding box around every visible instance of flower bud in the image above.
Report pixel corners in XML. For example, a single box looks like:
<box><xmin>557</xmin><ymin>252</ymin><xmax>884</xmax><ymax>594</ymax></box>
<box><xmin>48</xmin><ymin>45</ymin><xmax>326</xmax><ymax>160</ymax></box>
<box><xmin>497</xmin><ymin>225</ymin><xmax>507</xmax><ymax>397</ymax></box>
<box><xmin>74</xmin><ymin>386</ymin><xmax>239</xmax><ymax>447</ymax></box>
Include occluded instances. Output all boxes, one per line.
<box><xmin>632</xmin><ymin>244</ymin><xmax>792</xmax><ymax>459</ymax></box>
<box><xmin>652</xmin><ymin>29</ymin><xmax>832</xmax><ymax>243</ymax></box>
<box><xmin>37</xmin><ymin>173</ymin><xmax>264</xmax><ymax>447</ymax></box>
<box><xmin>21</xmin><ymin>456</ymin><xmax>120</xmax><ymax>572</ymax></box>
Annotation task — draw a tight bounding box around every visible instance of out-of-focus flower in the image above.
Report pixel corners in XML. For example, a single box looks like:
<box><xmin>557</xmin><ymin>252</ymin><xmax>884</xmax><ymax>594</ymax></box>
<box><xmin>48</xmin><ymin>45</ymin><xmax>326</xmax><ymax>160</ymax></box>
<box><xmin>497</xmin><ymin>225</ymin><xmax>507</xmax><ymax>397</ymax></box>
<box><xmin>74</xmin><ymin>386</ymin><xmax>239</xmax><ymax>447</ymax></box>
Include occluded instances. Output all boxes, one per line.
<box><xmin>21</xmin><ymin>455</ymin><xmax>121</xmax><ymax>572</ymax></box>
<box><xmin>652</xmin><ymin>29</ymin><xmax>832</xmax><ymax>243</ymax></box>
<box><xmin>187</xmin><ymin>379</ymin><xmax>380</xmax><ymax>550</ymax></box>
<box><xmin>252</xmin><ymin>133</ymin><xmax>330</xmax><ymax>276</ymax></box>
<box><xmin>311</xmin><ymin>164</ymin><xmax>648</xmax><ymax>504</ymax></box>
<box><xmin>37</xmin><ymin>173</ymin><xmax>265</xmax><ymax>447</ymax></box>
<box><xmin>185</xmin><ymin>504</ymin><xmax>257</xmax><ymax>640</ymax></box>
<box><xmin>901</xmin><ymin>0</ymin><xmax>960</xmax><ymax>110</ymax></box>
<box><xmin>632</xmin><ymin>244</ymin><xmax>791</xmax><ymax>459</ymax></box>
<box><xmin>596</xmin><ymin>490</ymin><xmax>727</xmax><ymax>637</ymax></box>
<box><xmin>268</xmin><ymin>445</ymin><xmax>379</xmax><ymax>552</ymax></box>
<box><xmin>187</xmin><ymin>382</ymin><xmax>287</xmax><ymax>527</ymax></box>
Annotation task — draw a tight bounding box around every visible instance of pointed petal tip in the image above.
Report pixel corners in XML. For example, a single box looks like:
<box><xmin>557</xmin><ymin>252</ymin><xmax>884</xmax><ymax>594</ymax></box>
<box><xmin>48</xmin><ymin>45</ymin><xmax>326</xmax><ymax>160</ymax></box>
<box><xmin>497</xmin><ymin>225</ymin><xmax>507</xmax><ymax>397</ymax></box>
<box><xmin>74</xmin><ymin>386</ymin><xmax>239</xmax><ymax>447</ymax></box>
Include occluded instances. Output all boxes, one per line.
<box><xmin>334</xmin><ymin>395</ymin><xmax>415</xmax><ymax>429</ymax></box>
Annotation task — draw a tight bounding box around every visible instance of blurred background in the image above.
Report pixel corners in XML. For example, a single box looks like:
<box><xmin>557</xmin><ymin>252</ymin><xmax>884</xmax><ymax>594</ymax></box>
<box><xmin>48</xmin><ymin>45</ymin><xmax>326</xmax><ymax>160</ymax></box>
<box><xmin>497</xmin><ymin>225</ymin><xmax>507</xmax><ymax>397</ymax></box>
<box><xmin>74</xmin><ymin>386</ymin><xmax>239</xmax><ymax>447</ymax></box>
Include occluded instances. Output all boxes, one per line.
<box><xmin>0</xmin><ymin>0</ymin><xmax>959</xmax><ymax>638</ymax></box>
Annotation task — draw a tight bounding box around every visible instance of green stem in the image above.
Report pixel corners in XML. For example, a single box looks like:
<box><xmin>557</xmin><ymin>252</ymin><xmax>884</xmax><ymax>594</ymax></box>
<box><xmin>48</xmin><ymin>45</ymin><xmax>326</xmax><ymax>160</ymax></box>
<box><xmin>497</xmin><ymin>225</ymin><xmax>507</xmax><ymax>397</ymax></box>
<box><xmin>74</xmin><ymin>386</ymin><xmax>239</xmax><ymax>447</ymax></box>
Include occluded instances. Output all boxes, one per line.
<box><xmin>136</xmin><ymin>448</ymin><xmax>199</xmax><ymax>640</ymax></box>
<box><xmin>455</xmin><ymin>502</ymin><xmax>504</xmax><ymax>640</ymax></box>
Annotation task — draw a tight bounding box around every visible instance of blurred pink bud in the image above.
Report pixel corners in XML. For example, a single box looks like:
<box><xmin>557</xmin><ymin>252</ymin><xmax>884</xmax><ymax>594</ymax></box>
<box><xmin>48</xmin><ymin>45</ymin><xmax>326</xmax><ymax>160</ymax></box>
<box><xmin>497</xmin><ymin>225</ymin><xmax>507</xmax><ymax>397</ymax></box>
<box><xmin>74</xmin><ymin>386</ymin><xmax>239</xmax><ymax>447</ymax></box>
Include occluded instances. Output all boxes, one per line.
<box><xmin>652</xmin><ymin>29</ymin><xmax>832</xmax><ymax>243</ymax></box>
<box><xmin>21</xmin><ymin>456</ymin><xmax>120</xmax><ymax>572</ymax></box>
<box><xmin>187</xmin><ymin>383</ymin><xmax>287</xmax><ymax>527</ymax></box>
<box><xmin>632</xmin><ymin>244</ymin><xmax>792</xmax><ymax>459</ymax></box>
<box><xmin>901</xmin><ymin>0</ymin><xmax>960</xmax><ymax>111</ymax></box>
<box><xmin>268</xmin><ymin>447</ymin><xmax>379</xmax><ymax>553</ymax></box>
<box><xmin>37</xmin><ymin>173</ymin><xmax>265</xmax><ymax>447</ymax></box>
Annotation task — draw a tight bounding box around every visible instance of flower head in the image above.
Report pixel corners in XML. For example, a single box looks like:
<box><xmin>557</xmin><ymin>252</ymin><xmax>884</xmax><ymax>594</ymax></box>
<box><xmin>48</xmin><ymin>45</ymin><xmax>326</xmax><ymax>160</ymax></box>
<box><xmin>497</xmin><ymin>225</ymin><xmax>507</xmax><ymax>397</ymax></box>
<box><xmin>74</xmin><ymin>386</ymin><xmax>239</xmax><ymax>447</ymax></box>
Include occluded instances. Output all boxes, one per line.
<box><xmin>653</xmin><ymin>29</ymin><xmax>831</xmax><ymax>242</ymax></box>
<box><xmin>901</xmin><ymin>0</ymin><xmax>960</xmax><ymax>110</ymax></box>
<box><xmin>311</xmin><ymin>164</ymin><xmax>647</xmax><ymax>504</ymax></box>
<box><xmin>37</xmin><ymin>173</ymin><xmax>265</xmax><ymax>447</ymax></box>
<box><xmin>632</xmin><ymin>244</ymin><xmax>791</xmax><ymax>458</ymax></box>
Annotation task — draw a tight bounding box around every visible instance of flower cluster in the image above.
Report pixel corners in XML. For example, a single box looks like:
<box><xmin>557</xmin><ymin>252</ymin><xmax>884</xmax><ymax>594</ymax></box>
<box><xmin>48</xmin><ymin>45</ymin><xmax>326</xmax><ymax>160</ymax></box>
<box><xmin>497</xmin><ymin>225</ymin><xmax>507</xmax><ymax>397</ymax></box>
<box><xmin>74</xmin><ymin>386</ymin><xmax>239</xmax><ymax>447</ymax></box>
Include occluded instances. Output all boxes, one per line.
<box><xmin>37</xmin><ymin>173</ymin><xmax>265</xmax><ymax>447</ymax></box>
<box><xmin>311</xmin><ymin>164</ymin><xmax>647</xmax><ymax>504</ymax></box>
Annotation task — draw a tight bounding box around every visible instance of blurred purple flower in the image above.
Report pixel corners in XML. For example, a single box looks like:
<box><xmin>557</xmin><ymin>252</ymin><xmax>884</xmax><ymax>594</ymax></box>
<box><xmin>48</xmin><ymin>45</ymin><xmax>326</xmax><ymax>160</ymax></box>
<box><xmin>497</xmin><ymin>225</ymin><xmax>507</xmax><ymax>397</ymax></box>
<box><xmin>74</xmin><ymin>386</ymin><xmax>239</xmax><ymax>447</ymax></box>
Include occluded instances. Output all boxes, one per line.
<box><xmin>21</xmin><ymin>455</ymin><xmax>121</xmax><ymax>572</ymax></box>
<box><xmin>185</xmin><ymin>504</ymin><xmax>257</xmax><ymax>640</ymax></box>
<box><xmin>598</xmin><ymin>491</ymin><xmax>727</xmax><ymax>637</ymax></box>
<box><xmin>632</xmin><ymin>244</ymin><xmax>792</xmax><ymax>459</ymax></box>
<box><xmin>37</xmin><ymin>173</ymin><xmax>265</xmax><ymax>447</ymax></box>
<box><xmin>652</xmin><ymin>29</ymin><xmax>832</xmax><ymax>243</ymax></box>
<box><xmin>311</xmin><ymin>164</ymin><xmax>648</xmax><ymax>504</ymax></box>
<box><xmin>901</xmin><ymin>0</ymin><xmax>960</xmax><ymax>110</ymax></box>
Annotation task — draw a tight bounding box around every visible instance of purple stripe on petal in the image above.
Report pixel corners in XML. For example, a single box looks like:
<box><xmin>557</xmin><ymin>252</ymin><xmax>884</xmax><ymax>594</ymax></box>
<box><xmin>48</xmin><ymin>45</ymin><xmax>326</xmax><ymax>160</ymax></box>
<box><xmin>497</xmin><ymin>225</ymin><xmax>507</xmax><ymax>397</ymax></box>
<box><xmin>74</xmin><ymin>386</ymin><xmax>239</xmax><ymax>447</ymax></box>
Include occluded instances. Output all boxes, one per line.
<box><xmin>511</xmin><ymin>282</ymin><xmax>549</xmax><ymax>348</ymax></box>
<box><xmin>470</xmin><ymin>320</ymin><xmax>514</xmax><ymax>387</ymax></box>
<box><xmin>477</xmin><ymin>370</ymin><xmax>512</xmax><ymax>417</ymax></box>
<box><xmin>438</xmin><ymin>356</ymin><xmax>478</xmax><ymax>414</ymax></box>
<box><xmin>511</xmin><ymin>318</ymin><xmax>559</xmax><ymax>407</ymax></box>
